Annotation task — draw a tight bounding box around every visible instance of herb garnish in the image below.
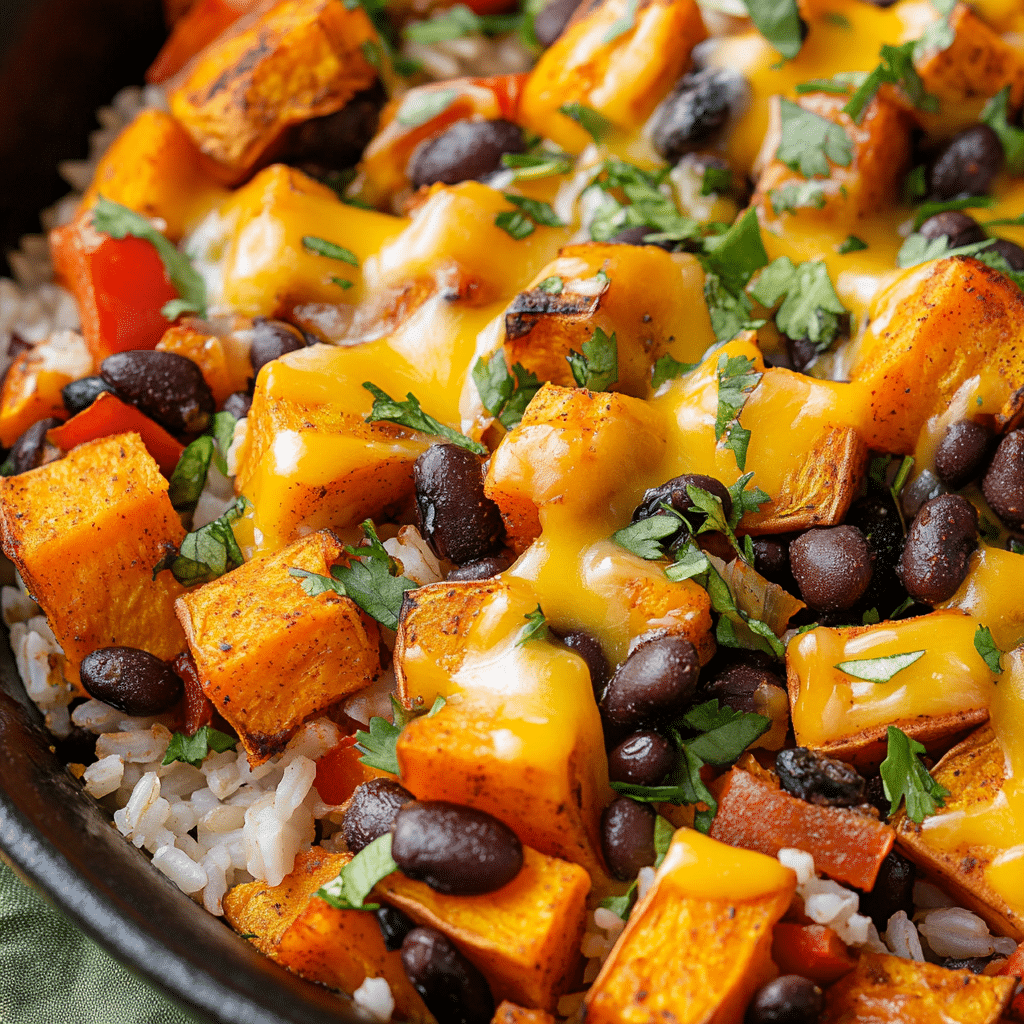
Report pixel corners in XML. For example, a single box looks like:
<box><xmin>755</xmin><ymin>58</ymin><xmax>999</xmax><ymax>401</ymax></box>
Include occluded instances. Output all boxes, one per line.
<box><xmin>701</xmin><ymin>166</ymin><xmax>732</xmax><ymax>196</ymax></box>
<box><xmin>745</xmin><ymin>0</ymin><xmax>804</xmax><ymax>60</ymax></box>
<box><xmin>879</xmin><ymin>725</ymin><xmax>950</xmax><ymax>823</ymax></box>
<box><xmin>837</xmin><ymin>235</ymin><xmax>868</xmax><ymax>254</ymax></box>
<box><xmin>517</xmin><ymin>605</ymin><xmax>549</xmax><ymax>646</ymax></box>
<box><xmin>162</xmin><ymin>725</ymin><xmax>237</xmax><ymax>768</ymax></box>
<box><xmin>981</xmin><ymin>86</ymin><xmax>1024</xmax><ymax>174</ymax></box>
<box><xmin>500</xmin><ymin>151</ymin><xmax>575</xmax><ymax>181</ymax></box>
<box><xmin>353</xmin><ymin>694</ymin><xmax>447</xmax><ymax>775</ymax></box>
<box><xmin>651</xmin><ymin>354</ymin><xmax>698</xmax><ymax>389</ymax></box>
<box><xmin>167</xmin><ymin>436</ymin><xmax>215</xmax><ymax>514</ymax></box>
<box><xmin>363</xmin><ymin>382</ymin><xmax>486</xmax><ymax>454</ymax></box>
<box><xmin>715</xmin><ymin>353</ymin><xmax>762</xmax><ymax>471</ymax></box>
<box><xmin>318</xmin><ymin>833</ymin><xmax>397</xmax><ymax>911</ymax></box>
<box><xmin>301</xmin><ymin>235</ymin><xmax>359</xmax><ymax>266</ymax></box>
<box><xmin>843</xmin><ymin>41</ymin><xmax>937</xmax><ymax>124</ymax></box>
<box><xmin>895</xmin><ymin>233</ymin><xmax>993</xmax><ymax>269</ymax></box>
<box><xmin>974</xmin><ymin>625</ymin><xmax>1004</xmax><ymax>673</ymax></box>
<box><xmin>776</xmin><ymin>99</ymin><xmax>853</xmax><ymax>178</ymax></box>
<box><xmin>396</xmin><ymin>87</ymin><xmax>460</xmax><ymax>128</ymax></box>
<box><xmin>768</xmin><ymin>181</ymin><xmax>827</xmax><ymax>215</ymax></box>
<box><xmin>472</xmin><ymin>350</ymin><xmax>544</xmax><ymax>429</ymax></box>
<box><xmin>558</xmin><ymin>103</ymin><xmax>612</xmax><ymax>143</ymax></box>
<box><xmin>835</xmin><ymin>649</ymin><xmax>926</xmax><ymax>683</ymax></box>
<box><xmin>494</xmin><ymin>194</ymin><xmax>565</xmax><ymax>239</ymax></box>
<box><xmin>750</xmin><ymin>256</ymin><xmax>848</xmax><ymax>351</ymax></box>
<box><xmin>568</xmin><ymin>327</ymin><xmax>618</xmax><ymax>391</ymax></box>
<box><xmin>537</xmin><ymin>276</ymin><xmax>564</xmax><ymax>294</ymax></box>
<box><xmin>403</xmin><ymin>5</ymin><xmax>521</xmax><ymax>43</ymax></box>
<box><xmin>153</xmin><ymin>496</ymin><xmax>250</xmax><ymax>586</ymax></box>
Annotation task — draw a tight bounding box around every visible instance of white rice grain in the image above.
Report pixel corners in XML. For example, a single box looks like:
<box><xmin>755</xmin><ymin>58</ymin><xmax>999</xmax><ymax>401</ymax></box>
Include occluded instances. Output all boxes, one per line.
<box><xmin>96</xmin><ymin>724</ymin><xmax>172</xmax><ymax>764</ymax></box>
<box><xmin>82</xmin><ymin>754</ymin><xmax>124</xmax><ymax>799</ymax></box>
<box><xmin>153</xmin><ymin>845</ymin><xmax>207</xmax><ymax>895</ymax></box>
<box><xmin>884</xmin><ymin>910</ymin><xmax>925</xmax><ymax>961</ymax></box>
<box><xmin>918</xmin><ymin>907</ymin><xmax>1010</xmax><ymax>958</ymax></box>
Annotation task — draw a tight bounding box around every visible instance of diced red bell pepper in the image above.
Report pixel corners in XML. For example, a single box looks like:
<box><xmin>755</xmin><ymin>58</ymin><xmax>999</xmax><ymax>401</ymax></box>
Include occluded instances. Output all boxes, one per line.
<box><xmin>771</xmin><ymin>923</ymin><xmax>857</xmax><ymax>986</ymax></box>
<box><xmin>50</xmin><ymin>209</ymin><xmax>179</xmax><ymax>363</ymax></box>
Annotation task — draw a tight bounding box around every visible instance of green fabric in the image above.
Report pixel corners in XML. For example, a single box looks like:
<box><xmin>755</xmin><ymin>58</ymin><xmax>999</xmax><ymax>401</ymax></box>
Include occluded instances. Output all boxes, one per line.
<box><xmin>0</xmin><ymin>859</ymin><xmax>199</xmax><ymax>1024</ymax></box>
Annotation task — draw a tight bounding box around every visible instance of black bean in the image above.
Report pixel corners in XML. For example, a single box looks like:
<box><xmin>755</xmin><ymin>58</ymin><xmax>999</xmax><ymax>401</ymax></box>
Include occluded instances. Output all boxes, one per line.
<box><xmin>935</xmin><ymin>420</ymin><xmax>995</xmax><ymax>490</ymax></box>
<box><xmin>100</xmin><ymin>350</ymin><xmax>215</xmax><ymax>435</ymax></box>
<box><xmin>929</xmin><ymin>125</ymin><xmax>1003</xmax><ymax>201</ymax></box>
<box><xmin>221</xmin><ymin>391</ymin><xmax>252</xmax><ymax>420</ymax></box>
<box><xmin>982</xmin><ymin>429</ymin><xmax>1024</xmax><ymax>528</ymax></box>
<box><xmin>776</xmin><ymin>748</ymin><xmax>866</xmax><ymax>807</ymax></box>
<box><xmin>942</xmin><ymin>956</ymin><xmax>996</xmax><ymax>974</ymax></box>
<box><xmin>901</xmin><ymin>467</ymin><xmax>946</xmax><ymax>519</ymax></box>
<box><xmin>559</xmin><ymin>629</ymin><xmax>610</xmax><ymax>699</ymax></box>
<box><xmin>900</xmin><ymin>493</ymin><xmax>978</xmax><ymax>604</ymax></box>
<box><xmin>391</xmin><ymin>801</ymin><xmax>523</xmax><ymax>896</ymax></box>
<box><xmin>858</xmin><ymin>850</ymin><xmax>916</xmax><ymax>931</ymax></box>
<box><xmin>633</xmin><ymin>473</ymin><xmax>732</xmax><ymax>530</ymax></box>
<box><xmin>446</xmin><ymin>556</ymin><xmax>509</xmax><ymax>581</ymax></box>
<box><xmin>249</xmin><ymin>318</ymin><xmax>307</xmax><ymax>378</ymax></box>
<box><xmin>864</xmin><ymin>773</ymin><xmax>890</xmax><ymax>818</ymax></box>
<box><xmin>651</xmin><ymin>69</ymin><xmax>746</xmax><ymax>163</ymax></box>
<box><xmin>600</xmin><ymin>797</ymin><xmax>656</xmax><ymax>881</ymax></box>
<box><xmin>409</xmin><ymin>119</ymin><xmax>526</xmax><ymax>190</ymax></box>
<box><xmin>401</xmin><ymin>926</ymin><xmax>495</xmax><ymax>1024</ymax></box>
<box><xmin>79</xmin><ymin>646</ymin><xmax>184</xmax><ymax>716</ymax></box>
<box><xmin>61</xmin><ymin>375</ymin><xmax>114</xmax><ymax>416</ymax></box>
<box><xmin>845</xmin><ymin>494</ymin><xmax>906</xmax><ymax>614</ymax></box>
<box><xmin>751</xmin><ymin>537</ymin><xmax>791</xmax><ymax>586</ymax></box>
<box><xmin>342</xmin><ymin>779</ymin><xmax>414</xmax><ymax>854</ymax></box>
<box><xmin>918</xmin><ymin>211</ymin><xmax>986</xmax><ymax>250</ymax></box>
<box><xmin>376</xmin><ymin>905</ymin><xmax>417</xmax><ymax>952</ymax></box>
<box><xmin>789</xmin><ymin>525</ymin><xmax>873</xmax><ymax>612</ymax></box>
<box><xmin>534</xmin><ymin>0</ymin><xmax>585</xmax><ymax>47</ymax></box>
<box><xmin>6</xmin><ymin>417</ymin><xmax>60</xmax><ymax>474</ymax></box>
<box><xmin>600</xmin><ymin>635</ymin><xmax>700</xmax><ymax>731</ymax></box>
<box><xmin>989</xmin><ymin>237</ymin><xmax>1024</xmax><ymax>270</ymax></box>
<box><xmin>702</xmin><ymin>662</ymin><xmax>782</xmax><ymax>715</ymax></box>
<box><xmin>745</xmin><ymin>975</ymin><xmax>823</xmax><ymax>1024</ymax></box>
<box><xmin>785</xmin><ymin>336</ymin><xmax>820</xmax><ymax>374</ymax></box>
<box><xmin>414</xmin><ymin>443</ymin><xmax>504</xmax><ymax>565</ymax></box>
<box><xmin>282</xmin><ymin>84</ymin><xmax>384</xmax><ymax>171</ymax></box>
<box><xmin>607</xmin><ymin>731</ymin><xmax>676</xmax><ymax>786</ymax></box>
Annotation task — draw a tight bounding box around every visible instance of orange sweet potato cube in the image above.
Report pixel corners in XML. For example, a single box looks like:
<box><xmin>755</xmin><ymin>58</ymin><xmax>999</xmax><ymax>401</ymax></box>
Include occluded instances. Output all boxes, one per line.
<box><xmin>0</xmin><ymin>432</ymin><xmax>189</xmax><ymax>683</ymax></box>
<box><xmin>492</xmin><ymin>1003</ymin><xmax>556</xmax><ymax>1024</ymax></box>
<box><xmin>176</xmin><ymin>529</ymin><xmax>379</xmax><ymax>763</ymax></box>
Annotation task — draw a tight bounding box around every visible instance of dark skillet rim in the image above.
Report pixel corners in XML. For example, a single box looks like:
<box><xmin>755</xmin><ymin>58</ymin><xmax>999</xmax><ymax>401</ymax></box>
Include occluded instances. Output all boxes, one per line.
<box><xmin>0</xmin><ymin>631</ymin><xmax>368</xmax><ymax>1024</ymax></box>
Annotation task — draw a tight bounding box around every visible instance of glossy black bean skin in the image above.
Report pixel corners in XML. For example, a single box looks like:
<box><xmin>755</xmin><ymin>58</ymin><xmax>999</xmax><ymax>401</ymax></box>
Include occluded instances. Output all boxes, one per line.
<box><xmin>391</xmin><ymin>801</ymin><xmax>523</xmax><ymax>896</ymax></box>
<box><xmin>929</xmin><ymin>125</ymin><xmax>1003</xmax><ymax>200</ymax></box>
<box><xmin>858</xmin><ymin>850</ymin><xmax>916</xmax><ymax>931</ymax></box>
<box><xmin>900</xmin><ymin>493</ymin><xmax>978</xmax><ymax>603</ymax></box>
<box><xmin>702</xmin><ymin>662</ymin><xmax>781</xmax><ymax>715</ymax></box>
<box><xmin>100</xmin><ymin>350</ymin><xmax>214</xmax><ymax>434</ymax></box>
<box><xmin>6</xmin><ymin>417</ymin><xmax>60</xmax><ymax>474</ymax></box>
<box><xmin>409</xmin><ymin>119</ymin><xmax>526</xmax><ymax>190</ymax></box>
<box><xmin>342</xmin><ymin>779</ymin><xmax>414</xmax><ymax>854</ymax></box>
<box><xmin>61</xmin><ymin>375</ymin><xmax>114</xmax><ymax>416</ymax></box>
<box><xmin>600</xmin><ymin>635</ymin><xmax>700</xmax><ymax>731</ymax></box>
<box><xmin>446</xmin><ymin>556</ymin><xmax>509</xmax><ymax>581</ymax></box>
<box><xmin>248</xmin><ymin>318</ymin><xmax>307</xmax><ymax>377</ymax></box>
<box><xmin>935</xmin><ymin>419</ymin><xmax>995</xmax><ymax>490</ymax></box>
<box><xmin>789</xmin><ymin>525</ymin><xmax>873</xmax><ymax>612</ymax></box>
<box><xmin>376</xmin><ymin>905</ymin><xmax>417</xmax><ymax>952</ymax></box>
<box><xmin>560</xmin><ymin>629</ymin><xmax>610</xmax><ymax>698</ymax></box>
<box><xmin>982</xmin><ymin>429</ymin><xmax>1024</xmax><ymax>528</ymax></box>
<box><xmin>918</xmin><ymin>211</ymin><xmax>986</xmax><ymax>250</ymax></box>
<box><xmin>415</xmin><ymin>444</ymin><xmax>504</xmax><ymax>565</ymax></box>
<box><xmin>79</xmin><ymin>646</ymin><xmax>183</xmax><ymax>716</ymax></box>
<box><xmin>745</xmin><ymin>975</ymin><xmax>823</xmax><ymax>1024</ymax></box>
<box><xmin>776</xmin><ymin>748</ymin><xmax>866</xmax><ymax>807</ymax></box>
<box><xmin>534</xmin><ymin>0</ymin><xmax>585</xmax><ymax>47</ymax></box>
<box><xmin>989</xmin><ymin>237</ymin><xmax>1024</xmax><ymax>270</ymax></box>
<box><xmin>600</xmin><ymin>797</ymin><xmax>656</xmax><ymax>881</ymax></box>
<box><xmin>221</xmin><ymin>391</ymin><xmax>252</xmax><ymax>420</ymax></box>
<box><xmin>607</xmin><ymin>731</ymin><xmax>676</xmax><ymax>786</ymax></box>
<box><xmin>651</xmin><ymin>69</ymin><xmax>743</xmax><ymax>162</ymax></box>
<box><xmin>401</xmin><ymin>927</ymin><xmax>495</xmax><ymax>1024</ymax></box>
<box><xmin>282</xmin><ymin>85</ymin><xmax>383</xmax><ymax>171</ymax></box>
<box><xmin>633</xmin><ymin>473</ymin><xmax>732</xmax><ymax>529</ymax></box>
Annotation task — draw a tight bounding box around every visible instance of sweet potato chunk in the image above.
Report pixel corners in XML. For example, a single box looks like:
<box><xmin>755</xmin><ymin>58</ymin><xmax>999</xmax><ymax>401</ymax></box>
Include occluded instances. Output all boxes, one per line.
<box><xmin>0</xmin><ymin>432</ymin><xmax>188</xmax><ymax>684</ymax></box>
<box><xmin>168</xmin><ymin>0</ymin><xmax>379</xmax><ymax>177</ymax></box>
<box><xmin>893</xmin><ymin>724</ymin><xmax>1023</xmax><ymax>942</ymax></box>
<box><xmin>376</xmin><ymin>846</ymin><xmax>591</xmax><ymax>1011</ymax></box>
<box><xmin>820</xmin><ymin>951</ymin><xmax>1014</xmax><ymax>1024</ymax></box>
<box><xmin>492</xmin><ymin>1004</ymin><xmax>555</xmax><ymax>1024</ymax></box>
<box><xmin>176</xmin><ymin>530</ymin><xmax>379</xmax><ymax>764</ymax></box>
<box><xmin>156</xmin><ymin>320</ymin><xmax>252</xmax><ymax>405</ymax></box>
<box><xmin>223</xmin><ymin>848</ymin><xmax>432</xmax><ymax>1022</ymax></box>
<box><xmin>585</xmin><ymin>828</ymin><xmax>795</xmax><ymax>1024</ymax></box>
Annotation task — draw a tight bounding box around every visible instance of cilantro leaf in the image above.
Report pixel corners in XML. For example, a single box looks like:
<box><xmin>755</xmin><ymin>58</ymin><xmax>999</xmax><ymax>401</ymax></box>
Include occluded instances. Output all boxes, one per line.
<box><xmin>701</xmin><ymin>166</ymin><xmax>732</xmax><ymax>196</ymax></box>
<box><xmin>702</xmin><ymin>207</ymin><xmax>770</xmax><ymax>295</ymax></box>
<box><xmin>835</xmin><ymin>649</ymin><xmax>926</xmax><ymax>682</ymax></box>
<box><xmin>211</xmin><ymin>410</ymin><xmax>237</xmax><ymax>475</ymax></box>
<box><xmin>559</xmin><ymin>103</ymin><xmax>611</xmax><ymax>143</ymax></box>
<box><xmin>879</xmin><ymin>725</ymin><xmax>949</xmax><ymax>823</ymax></box>
<box><xmin>331</xmin><ymin>520</ymin><xmax>417</xmax><ymax>630</ymax></box>
<box><xmin>355</xmin><ymin>705</ymin><xmax>403</xmax><ymax>774</ymax></box>
<box><xmin>599</xmin><ymin>885</ymin><xmax>637</xmax><ymax>920</ymax></box>
<box><xmin>895</xmin><ymin>233</ymin><xmax>994</xmax><ymax>269</ymax></box>
<box><xmin>611</xmin><ymin>513</ymin><xmax>682</xmax><ymax>560</ymax></box>
<box><xmin>651</xmin><ymin>354</ymin><xmax>697</xmax><ymax>389</ymax></box>
<box><xmin>495</xmin><ymin>210</ymin><xmax>535</xmax><ymax>239</ymax></box>
<box><xmin>726</xmin><ymin>472</ymin><xmax>769</xmax><ymax>529</ymax></box>
<box><xmin>167</xmin><ymin>435</ymin><xmax>214</xmax><ymax>514</ymax></box>
<box><xmin>702</xmin><ymin>271</ymin><xmax>766</xmax><ymax>343</ymax></box>
<box><xmin>162</xmin><ymin>725</ymin><xmax>237</xmax><ymax>768</ymax></box>
<box><xmin>567</xmin><ymin>327</ymin><xmax>618</xmax><ymax>391</ymax></box>
<box><xmin>396</xmin><ymin>87</ymin><xmax>459</xmax><ymax>128</ymax></box>
<box><xmin>795</xmin><ymin>78</ymin><xmax>856</xmax><ymax>96</ymax></box>
<box><xmin>317</xmin><ymin>833</ymin><xmax>397</xmax><ymax>910</ymax></box>
<box><xmin>602</xmin><ymin>0</ymin><xmax>638</xmax><ymax>43</ymax></box>
<box><xmin>838</xmin><ymin>235</ymin><xmax>867</xmax><ymax>254</ymax></box>
<box><xmin>288</xmin><ymin>566</ymin><xmax>347</xmax><ymax>598</ymax></box>
<box><xmin>681</xmin><ymin>699</ymin><xmax>771</xmax><ymax>764</ymax></box>
<box><xmin>981</xmin><ymin>86</ymin><xmax>1024</xmax><ymax>174</ymax></box>
<box><xmin>664</xmin><ymin>543</ymin><xmax>710</xmax><ymax>582</ymax></box>
<box><xmin>363</xmin><ymin>382</ymin><xmax>486</xmax><ymax>454</ymax></box>
<box><xmin>750</xmin><ymin>256</ymin><xmax>848</xmax><ymax>349</ymax></box>
<box><xmin>403</xmin><ymin>5</ymin><xmax>521</xmax><ymax>43</ymax></box>
<box><xmin>715</xmin><ymin>352</ymin><xmax>762</xmax><ymax>471</ymax></box>
<box><xmin>496</xmin><ymin>194</ymin><xmax>565</xmax><ymax>238</ymax></box>
<box><xmin>472</xmin><ymin>349</ymin><xmax>544</xmax><ymax>429</ymax></box>
<box><xmin>153</xmin><ymin>496</ymin><xmax>249</xmax><ymax>586</ymax></box>
<box><xmin>501</xmin><ymin>152</ymin><xmax>574</xmax><ymax>181</ymax></box>
<box><xmin>301</xmin><ymin>236</ymin><xmax>359</xmax><ymax>266</ymax></box>
<box><xmin>776</xmin><ymin>99</ymin><xmax>853</xmax><ymax>178</ymax></box>
<box><xmin>974</xmin><ymin>624</ymin><xmax>1003</xmax><ymax>673</ymax></box>
<box><xmin>745</xmin><ymin>0</ymin><xmax>804</xmax><ymax>60</ymax></box>
<box><xmin>769</xmin><ymin>181</ymin><xmax>827</xmax><ymax>215</ymax></box>
<box><xmin>912</xmin><ymin>196</ymin><xmax>995</xmax><ymax>231</ymax></box>
<box><xmin>93</xmin><ymin>197</ymin><xmax>206</xmax><ymax>320</ymax></box>
<box><xmin>843</xmin><ymin>41</ymin><xmax>937</xmax><ymax>124</ymax></box>
<box><xmin>517</xmin><ymin>604</ymin><xmax>549</xmax><ymax>646</ymax></box>
<box><xmin>537</xmin><ymin>276</ymin><xmax>564</xmax><ymax>294</ymax></box>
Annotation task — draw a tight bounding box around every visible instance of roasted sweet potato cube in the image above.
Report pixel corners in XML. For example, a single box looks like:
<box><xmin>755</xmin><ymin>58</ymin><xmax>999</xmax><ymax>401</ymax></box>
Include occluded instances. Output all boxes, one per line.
<box><xmin>894</xmin><ymin>723</ymin><xmax>1023</xmax><ymax>942</ymax></box>
<box><xmin>0</xmin><ymin>432</ymin><xmax>188</xmax><ymax>683</ymax></box>
<box><xmin>708</xmin><ymin>767</ymin><xmax>894</xmax><ymax>889</ymax></box>
<box><xmin>520</xmin><ymin>0</ymin><xmax>706</xmax><ymax>152</ymax></box>
<box><xmin>176</xmin><ymin>530</ymin><xmax>380</xmax><ymax>764</ymax></box>
<box><xmin>786</xmin><ymin>611</ymin><xmax>994</xmax><ymax>769</ymax></box>
<box><xmin>375</xmin><ymin>846</ymin><xmax>590</xmax><ymax>1011</ymax></box>
<box><xmin>820</xmin><ymin>952</ymin><xmax>1014</xmax><ymax>1024</ymax></box>
<box><xmin>492</xmin><ymin>1003</ymin><xmax>555</xmax><ymax>1024</ymax></box>
<box><xmin>585</xmin><ymin>827</ymin><xmax>796</xmax><ymax>1024</ymax></box>
<box><xmin>168</xmin><ymin>0</ymin><xmax>379</xmax><ymax>177</ymax></box>
<box><xmin>849</xmin><ymin>257</ymin><xmax>1024</xmax><ymax>455</ymax></box>
<box><xmin>156</xmin><ymin>320</ymin><xmax>252</xmax><ymax>405</ymax></box>
<box><xmin>223</xmin><ymin>848</ymin><xmax>433</xmax><ymax>1022</ymax></box>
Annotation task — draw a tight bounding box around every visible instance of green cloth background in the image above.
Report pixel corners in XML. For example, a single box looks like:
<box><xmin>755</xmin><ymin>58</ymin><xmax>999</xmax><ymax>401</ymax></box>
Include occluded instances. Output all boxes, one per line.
<box><xmin>0</xmin><ymin>859</ymin><xmax>199</xmax><ymax>1024</ymax></box>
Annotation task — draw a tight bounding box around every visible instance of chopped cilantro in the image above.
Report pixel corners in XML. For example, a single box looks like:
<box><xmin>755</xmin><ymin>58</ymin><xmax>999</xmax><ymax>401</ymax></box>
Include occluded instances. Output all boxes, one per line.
<box><xmin>537</xmin><ymin>275</ymin><xmax>564</xmax><ymax>294</ymax></box>
<box><xmin>651</xmin><ymin>353</ymin><xmax>697</xmax><ymax>389</ymax></box>
<box><xmin>301</xmin><ymin>235</ymin><xmax>360</xmax><ymax>266</ymax></box>
<box><xmin>495</xmin><ymin>210</ymin><xmax>535</xmax><ymax>239</ymax></box>
<box><xmin>517</xmin><ymin>605</ymin><xmax>549</xmax><ymax>646</ymax></box>
<box><xmin>981</xmin><ymin>86</ymin><xmax>1024</xmax><ymax>174</ymax></box>
<box><xmin>167</xmin><ymin>435</ymin><xmax>214</xmax><ymax>514</ymax></box>
<box><xmin>745</xmin><ymin>0</ymin><xmax>804</xmax><ymax>60</ymax></box>
<box><xmin>895</xmin><ymin>233</ymin><xmax>993</xmax><ymax>269</ymax></box>
<box><xmin>714</xmin><ymin>352</ymin><xmax>762</xmax><ymax>471</ymax></box>
<box><xmin>912</xmin><ymin>196</ymin><xmax>995</xmax><ymax>231</ymax></box>
<box><xmin>974</xmin><ymin>625</ymin><xmax>1003</xmax><ymax>674</ymax></box>
<box><xmin>567</xmin><ymin>327</ymin><xmax>618</xmax><ymax>391</ymax></box>
<box><xmin>795</xmin><ymin>78</ymin><xmax>855</xmax><ymax>96</ymax></box>
<box><xmin>698</xmin><ymin>207</ymin><xmax>769</xmax><ymax>342</ymax></box>
<box><xmin>558</xmin><ymin>103</ymin><xmax>611</xmax><ymax>143</ymax></box>
<box><xmin>317</xmin><ymin>833</ymin><xmax>397</xmax><ymax>910</ymax></box>
<box><xmin>403</xmin><ymin>5</ymin><xmax>521</xmax><ymax>43</ymax></box>
<box><xmin>701</xmin><ymin>165</ymin><xmax>732</xmax><ymax>196</ymax></box>
<box><xmin>153</xmin><ymin>496</ymin><xmax>250</xmax><ymax>586</ymax></box>
<box><xmin>162</xmin><ymin>725</ymin><xmax>237</xmax><ymax>768</ymax></box>
<box><xmin>472</xmin><ymin>349</ymin><xmax>544</xmax><ymax>429</ymax></box>
<box><xmin>363</xmin><ymin>382</ymin><xmax>486</xmax><ymax>454</ymax></box>
<box><xmin>495</xmin><ymin>193</ymin><xmax>564</xmax><ymax>239</ymax></box>
<box><xmin>835</xmin><ymin>649</ymin><xmax>926</xmax><ymax>683</ymax></box>
<box><xmin>768</xmin><ymin>181</ymin><xmax>827</xmax><ymax>215</ymax></box>
<box><xmin>750</xmin><ymin>256</ymin><xmax>848</xmax><ymax>350</ymax></box>
<box><xmin>611</xmin><ymin>513</ymin><xmax>682</xmax><ymax>560</ymax></box>
<box><xmin>211</xmin><ymin>410</ymin><xmax>236</xmax><ymax>475</ymax></box>
<box><xmin>837</xmin><ymin>235</ymin><xmax>868</xmax><ymax>254</ymax></box>
<box><xmin>776</xmin><ymin>99</ymin><xmax>853</xmax><ymax>178</ymax></box>
<box><xmin>843</xmin><ymin>41</ymin><xmax>936</xmax><ymax>125</ymax></box>
<box><xmin>501</xmin><ymin>152</ymin><xmax>574</xmax><ymax>181</ymax></box>
<box><xmin>396</xmin><ymin>87</ymin><xmax>459</xmax><ymax>128</ymax></box>
<box><xmin>879</xmin><ymin>725</ymin><xmax>950</xmax><ymax>823</ymax></box>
